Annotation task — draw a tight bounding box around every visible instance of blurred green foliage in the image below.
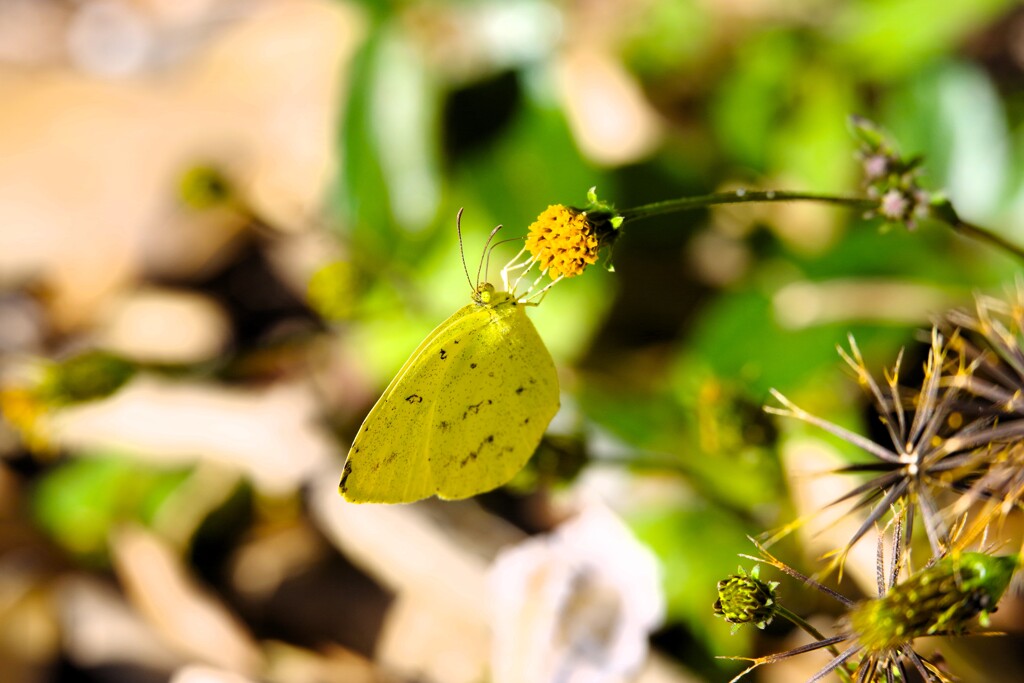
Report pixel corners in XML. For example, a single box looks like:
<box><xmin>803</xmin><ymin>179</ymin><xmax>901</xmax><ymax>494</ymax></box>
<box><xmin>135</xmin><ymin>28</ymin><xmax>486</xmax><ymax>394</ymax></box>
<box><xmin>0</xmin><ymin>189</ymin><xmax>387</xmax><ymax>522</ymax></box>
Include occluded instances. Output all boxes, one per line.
<box><xmin>330</xmin><ymin>0</ymin><xmax>1024</xmax><ymax>674</ymax></box>
<box><xmin>33</xmin><ymin>456</ymin><xmax>191</xmax><ymax>566</ymax></box>
<box><xmin>42</xmin><ymin>350</ymin><xmax>136</xmax><ymax>406</ymax></box>
<box><xmin>17</xmin><ymin>0</ymin><xmax>1024</xmax><ymax>680</ymax></box>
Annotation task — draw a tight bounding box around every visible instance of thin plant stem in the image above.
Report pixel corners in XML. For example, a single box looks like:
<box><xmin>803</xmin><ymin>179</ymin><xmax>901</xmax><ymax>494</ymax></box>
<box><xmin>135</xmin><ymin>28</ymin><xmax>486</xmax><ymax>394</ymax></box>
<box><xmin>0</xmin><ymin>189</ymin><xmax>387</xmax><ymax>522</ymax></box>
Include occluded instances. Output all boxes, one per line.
<box><xmin>618</xmin><ymin>190</ymin><xmax>876</xmax><ymax>221</ymax></box>
<box><xmin>775</xmin><ymin>605</ymin><xmax>854</xmax><ymax>683</ymax></box>
<box><xmin>617</xmin><ymin>190</ymin><xmax>1024</xmax><ymax>264</ymax></box>
<box><xmin>930</xmin><ymin>200</ymin><xmax>1024</xmax><ymax>263</ymax></box>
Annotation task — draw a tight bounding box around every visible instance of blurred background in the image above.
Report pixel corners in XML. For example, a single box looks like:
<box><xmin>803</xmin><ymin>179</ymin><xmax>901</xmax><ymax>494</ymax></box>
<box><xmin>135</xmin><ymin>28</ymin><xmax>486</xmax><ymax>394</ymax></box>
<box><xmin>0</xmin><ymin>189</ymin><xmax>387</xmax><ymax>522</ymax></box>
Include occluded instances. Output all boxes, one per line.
<box><xmin>3</xmin><ymin>0</ymin><xmax>1024</xmax><ymax>681</ymax></box>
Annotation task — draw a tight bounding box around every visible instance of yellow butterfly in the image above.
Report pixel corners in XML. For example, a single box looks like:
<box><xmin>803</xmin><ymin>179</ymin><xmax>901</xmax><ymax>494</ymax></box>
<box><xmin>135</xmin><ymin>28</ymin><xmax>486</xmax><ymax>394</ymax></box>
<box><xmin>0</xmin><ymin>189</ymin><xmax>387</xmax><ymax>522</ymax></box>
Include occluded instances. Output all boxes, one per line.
<box><xmin>340</xmin><ymin>219</ymin><xmax>560</xmax><ymax>504</ymax></box>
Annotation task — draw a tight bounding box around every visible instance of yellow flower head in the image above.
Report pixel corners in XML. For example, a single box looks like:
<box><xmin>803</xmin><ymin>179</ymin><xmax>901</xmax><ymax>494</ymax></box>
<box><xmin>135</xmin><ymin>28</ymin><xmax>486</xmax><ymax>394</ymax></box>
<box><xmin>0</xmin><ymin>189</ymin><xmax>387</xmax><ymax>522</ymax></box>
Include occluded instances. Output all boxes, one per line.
<box><xmin>525</xmin><ymin>205</ymin><xmax>600</xmax><ymax>279</ymax></box>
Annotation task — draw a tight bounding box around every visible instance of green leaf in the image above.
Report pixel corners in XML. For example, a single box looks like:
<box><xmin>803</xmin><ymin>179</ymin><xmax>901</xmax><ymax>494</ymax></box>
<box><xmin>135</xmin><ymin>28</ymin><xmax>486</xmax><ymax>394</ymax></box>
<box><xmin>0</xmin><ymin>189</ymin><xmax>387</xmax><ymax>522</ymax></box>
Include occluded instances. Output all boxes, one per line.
<box><xmin>336</xmin><ymin>22</ymin><xmax>442</xmax><ymax>255</ymax></box>
<box><xmin>830</xmin><ymin>0</ymin><xmax>1013</xmax><ymax>80</ymax></box>
<box><xmin>885</xmin><ymin>61</ymin><xmax>1009</xmax><ymax>219</ymax></box>
<box><xmin>710</xmin><ymin>30</ymin><xmax>799</xmax><ymax>172</ymax></box>
<box><xmin>32</xmin><ymin>456</ymin><xmax>191</xmax><ymax>565</ymax></box>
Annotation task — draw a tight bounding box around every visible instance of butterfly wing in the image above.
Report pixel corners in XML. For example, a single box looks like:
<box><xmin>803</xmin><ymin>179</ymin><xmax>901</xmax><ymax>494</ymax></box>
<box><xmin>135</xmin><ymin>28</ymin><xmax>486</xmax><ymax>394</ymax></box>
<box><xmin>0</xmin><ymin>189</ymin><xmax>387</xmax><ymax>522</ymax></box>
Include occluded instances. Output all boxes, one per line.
<box><xmin>341</xmin><ymin>299</ymin><xmax>559</xmax><ymax>503</ymax></box>
<box><xmin>341</xmin><ymin>302</ymin><xmax>483</xmax><ymax>503</ymax></box>
<box><xmin>429</xmin><ymin>301</ymin><xmax>559</xmax><ymax>500</ymax></box>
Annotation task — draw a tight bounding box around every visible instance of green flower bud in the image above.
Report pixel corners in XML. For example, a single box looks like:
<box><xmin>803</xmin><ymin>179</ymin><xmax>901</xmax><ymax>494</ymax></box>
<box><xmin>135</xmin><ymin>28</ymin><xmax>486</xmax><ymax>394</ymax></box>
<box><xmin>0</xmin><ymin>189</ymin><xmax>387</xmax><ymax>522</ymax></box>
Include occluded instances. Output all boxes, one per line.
<box><xmin>44</xmin><ymin>350</ymin><xmax>135</xmax><ymax>405</ymax></box>
<box><xmin>850</xmin><ymin>552</ymin><xmax>1020</xmax><ymax>653</ymax></box>
<box><xmin>714</xmin><ymin>566</ymin><xmax>780</xmax><ymax>632</ymax></box>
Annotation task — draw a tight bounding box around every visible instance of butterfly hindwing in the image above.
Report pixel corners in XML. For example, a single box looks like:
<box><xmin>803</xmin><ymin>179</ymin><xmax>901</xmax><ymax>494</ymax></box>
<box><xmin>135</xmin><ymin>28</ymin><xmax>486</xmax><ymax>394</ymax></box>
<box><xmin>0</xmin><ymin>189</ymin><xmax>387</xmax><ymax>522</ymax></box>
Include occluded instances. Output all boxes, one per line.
<box><xmin>430</xmin><ymin>301</ymin><xmax>559</xmax><ymax>499</ymax></box>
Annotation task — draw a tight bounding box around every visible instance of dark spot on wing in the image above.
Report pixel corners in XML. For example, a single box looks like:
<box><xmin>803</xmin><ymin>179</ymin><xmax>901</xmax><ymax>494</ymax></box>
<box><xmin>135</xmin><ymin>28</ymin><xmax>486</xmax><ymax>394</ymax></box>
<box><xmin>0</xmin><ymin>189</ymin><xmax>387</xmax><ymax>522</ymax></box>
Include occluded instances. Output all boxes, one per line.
<box><xmin>523</xmin><ymin>417</ymin><xmax>530</xmax><ymax>424</ymax></box>
<box><xmin>339</xmin><ymin>462</ymin><xmax>352</xmax><ymax>490</ymax></box>
<box><xmin>460</xmin><ymin>434</ymin><xmax>497</xmax><ymax>467</ymax></box>
<box><xmin>488</xmin><ymin>372</ymin><xmax>495</xmax><ymax>377</ymax></box>
<box><xmin>470</xmin><ymin>363</ymin><xmax>477</xmax><ymax>369</ymax></box>
<box><xmin>439</xmin><ymin>420</ymin><xmax>450</xmax><ymax>432</ymax></box>
<box><xmin>440</xmin><ymin>349</ymin><xmax>448</xmax><ymax>360</ymax></box>
<box><xmin>406</xmin><ymin>394</ymin><xmax>423</xmax><ymax>404</ymax></box>
<box><xmin>515</xmin><ymin>386</ymin><xmax>524</xmax><ymax>395</ymax></box>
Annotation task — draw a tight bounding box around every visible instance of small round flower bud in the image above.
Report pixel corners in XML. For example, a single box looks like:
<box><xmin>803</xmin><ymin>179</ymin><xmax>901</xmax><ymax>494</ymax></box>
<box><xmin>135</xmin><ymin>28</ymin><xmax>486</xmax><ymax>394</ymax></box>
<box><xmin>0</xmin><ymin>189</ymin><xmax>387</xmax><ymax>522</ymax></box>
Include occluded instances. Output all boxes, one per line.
<box><xmin>879</xmin><ymin>189</ymin><xmax>910</xmax><ymax>222</ymax></box>
<box><xmin>713</xmin><ymin>566</ymin><xmax>779</xmax><ymax>631</ymax></box>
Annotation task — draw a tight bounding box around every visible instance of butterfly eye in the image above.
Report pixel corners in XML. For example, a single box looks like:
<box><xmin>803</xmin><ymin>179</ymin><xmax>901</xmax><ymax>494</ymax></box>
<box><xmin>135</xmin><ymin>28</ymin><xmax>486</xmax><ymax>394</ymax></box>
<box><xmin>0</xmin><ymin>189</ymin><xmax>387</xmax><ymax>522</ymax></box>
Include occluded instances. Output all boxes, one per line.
<box><xmin>476</xmin><ymin>283</ymin><xmax>496</xmax><ymax>304</ymax></box>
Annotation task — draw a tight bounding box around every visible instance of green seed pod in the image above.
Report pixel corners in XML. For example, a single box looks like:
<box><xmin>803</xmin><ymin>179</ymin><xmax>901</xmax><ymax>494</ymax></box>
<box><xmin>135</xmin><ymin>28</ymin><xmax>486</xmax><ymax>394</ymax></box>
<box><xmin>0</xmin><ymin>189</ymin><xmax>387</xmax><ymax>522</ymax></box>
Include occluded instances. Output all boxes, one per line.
<box><xmin>44</xmin><ymin>350</ymin><xmax>136</xmax><ymax>405</ymax></box>
<box><xmin>714</xmin><ymin>566</ymin><xmax>779</xmax><ymax>631</ymax></box>
<box><xmin>849</xmin><ymin>552</ymin><xmax>1020</xmax><ymax>653</ymax></box>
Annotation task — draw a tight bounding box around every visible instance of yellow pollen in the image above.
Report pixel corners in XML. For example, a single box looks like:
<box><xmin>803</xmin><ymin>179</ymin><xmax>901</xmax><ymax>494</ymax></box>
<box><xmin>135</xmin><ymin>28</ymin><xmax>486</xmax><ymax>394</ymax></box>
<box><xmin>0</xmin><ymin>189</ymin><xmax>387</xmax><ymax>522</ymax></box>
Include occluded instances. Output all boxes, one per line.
<box><xmin>525</xmin><ymin>205</ymin><xmax>599</xmax><ymax>279</ymax></box>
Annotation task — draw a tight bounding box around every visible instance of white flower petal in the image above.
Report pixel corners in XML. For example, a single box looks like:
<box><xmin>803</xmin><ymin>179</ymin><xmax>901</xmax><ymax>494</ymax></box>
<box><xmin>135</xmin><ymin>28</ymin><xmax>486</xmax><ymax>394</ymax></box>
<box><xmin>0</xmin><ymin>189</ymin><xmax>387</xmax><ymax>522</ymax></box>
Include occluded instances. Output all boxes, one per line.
<box><xmin>490</xmin><ymin>503</ymin><xmax>664</xmax><ymax>683</ymax></box>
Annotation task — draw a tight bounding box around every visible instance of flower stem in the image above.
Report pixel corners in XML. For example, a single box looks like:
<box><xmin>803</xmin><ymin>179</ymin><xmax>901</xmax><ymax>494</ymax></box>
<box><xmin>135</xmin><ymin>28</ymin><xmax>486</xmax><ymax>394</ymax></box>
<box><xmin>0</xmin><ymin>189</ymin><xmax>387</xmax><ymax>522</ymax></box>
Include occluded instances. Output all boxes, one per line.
<box><xmin>618</xmin><ymin>190</ymin><xmax>876</xmax><ymax>221</ymax></box>
<box><xmin>775</xmin><ymin>605</ymin><xmax>854</xmax><ymax>683</ymax></box>
<box><xmin>929</xmin><ymin>198</ymin><xmax>1024</xmax><ymax>263</ymax></box>
<box><xmin>617</xmin><ymin>190</ymin><xmax>1024</xmax><ymax>264</ymax></box>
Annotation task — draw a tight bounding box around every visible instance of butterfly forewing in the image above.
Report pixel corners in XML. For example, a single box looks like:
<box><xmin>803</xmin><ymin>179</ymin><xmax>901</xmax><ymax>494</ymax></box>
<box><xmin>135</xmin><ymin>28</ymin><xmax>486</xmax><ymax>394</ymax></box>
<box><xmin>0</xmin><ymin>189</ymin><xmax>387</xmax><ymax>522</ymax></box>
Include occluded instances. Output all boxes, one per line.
<box><xmin>341</xmin><ymin>294</ymin><xmax>558</xmax><ymax>503</ymax></box>
<box><xmin>341</xmin><ymin>302</ymin><xmax>483</xmax><ymax>503</ymax></box>
<box><xmin>430</xmin><ymin>301</ymin><xmax>558</xmax><ymax>499</ymax></box>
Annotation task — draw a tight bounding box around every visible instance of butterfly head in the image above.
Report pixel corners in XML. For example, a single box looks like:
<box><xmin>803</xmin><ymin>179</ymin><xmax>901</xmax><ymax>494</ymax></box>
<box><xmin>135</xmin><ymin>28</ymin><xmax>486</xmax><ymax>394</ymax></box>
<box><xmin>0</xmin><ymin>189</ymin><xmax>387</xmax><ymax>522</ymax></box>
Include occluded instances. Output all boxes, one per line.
<box><xmin>472</xmin><ymin>282</ymin><xmax>518</xmax><ymax>307</ymax></box>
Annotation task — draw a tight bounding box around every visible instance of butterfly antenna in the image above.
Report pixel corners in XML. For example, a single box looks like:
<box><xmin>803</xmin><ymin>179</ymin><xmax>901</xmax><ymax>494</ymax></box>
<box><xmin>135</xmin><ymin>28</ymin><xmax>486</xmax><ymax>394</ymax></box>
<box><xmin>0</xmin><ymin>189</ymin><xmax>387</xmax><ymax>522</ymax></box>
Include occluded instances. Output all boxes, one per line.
<box><xmin>485</xmin><ymin>235</ymin><xmax>521</xmax><ymax>282</ymax></box>
<box><xmin>456</xmin><ymin>208</ymin><xmax>474</xmax><ymax>292</ymax></box>
<box><xmin>476</xmin><ymin>224</ymin><xmax>503</xmax><ymax>287</ymax></box>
